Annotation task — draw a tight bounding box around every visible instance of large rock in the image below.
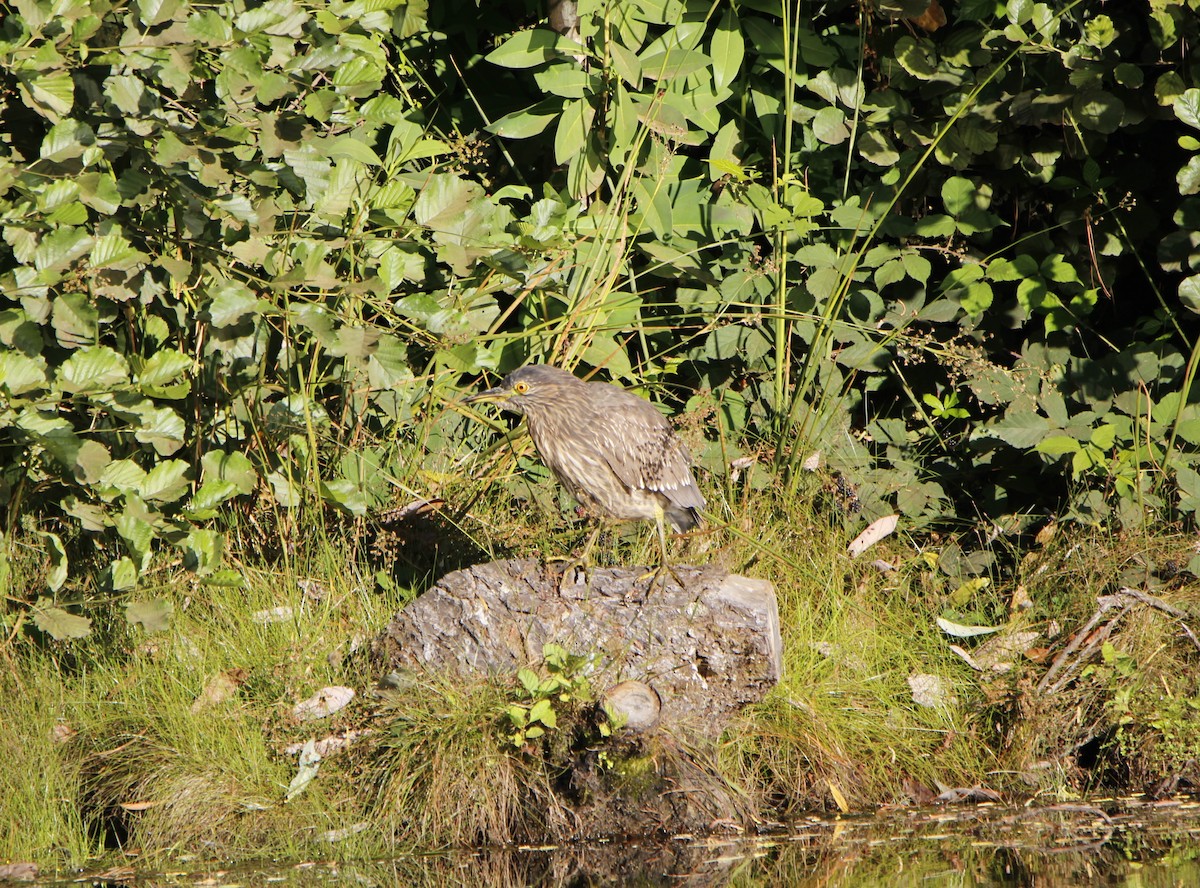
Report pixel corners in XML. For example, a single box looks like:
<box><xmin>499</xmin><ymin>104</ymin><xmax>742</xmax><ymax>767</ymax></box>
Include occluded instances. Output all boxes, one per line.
<box><xmin>372</xmin><ymin>559</ymin><xmax>782</xmax><ymax>740</ymax></box>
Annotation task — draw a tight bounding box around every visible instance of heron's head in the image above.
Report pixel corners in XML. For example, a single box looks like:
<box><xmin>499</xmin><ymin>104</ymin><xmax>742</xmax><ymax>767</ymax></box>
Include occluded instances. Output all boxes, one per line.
<box><xmin>465</xmin><ymin>365</ymin><xmax>582</xmax><ymax>417</ymax></box>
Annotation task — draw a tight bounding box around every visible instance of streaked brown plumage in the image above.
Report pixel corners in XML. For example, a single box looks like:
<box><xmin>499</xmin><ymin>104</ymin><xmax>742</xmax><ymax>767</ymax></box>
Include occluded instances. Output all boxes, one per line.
<box><xmin>466</xmin><ymin>365</ymin><xmax>704</xmax><ymax>564</ymax></box>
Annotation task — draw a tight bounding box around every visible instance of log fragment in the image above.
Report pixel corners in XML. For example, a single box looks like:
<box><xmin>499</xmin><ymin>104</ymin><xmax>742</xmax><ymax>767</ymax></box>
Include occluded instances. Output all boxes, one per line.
<box><xmin>372</xmin><ymin>559</ymin><xmax>782</xmax><ymax>740</ymax></box>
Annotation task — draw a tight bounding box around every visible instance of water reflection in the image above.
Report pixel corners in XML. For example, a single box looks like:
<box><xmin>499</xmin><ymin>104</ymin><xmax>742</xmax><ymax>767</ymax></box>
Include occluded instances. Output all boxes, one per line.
<box><xmin>64</xmin><ymin>798</ymin><xmax>1200</xmax><ymax>887</ymax></box>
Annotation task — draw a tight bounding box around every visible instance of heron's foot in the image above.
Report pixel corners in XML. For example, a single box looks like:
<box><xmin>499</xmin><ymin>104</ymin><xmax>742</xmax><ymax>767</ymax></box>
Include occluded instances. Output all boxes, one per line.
<box><xmin>636</xmin><ymin>563</ymin><xmax>685</xmax><ymax>595</ymax></box>
<box><xmin>552</xmin><ymin>555</ymin><xmax>593</xmax><ymax>592</ymax></box>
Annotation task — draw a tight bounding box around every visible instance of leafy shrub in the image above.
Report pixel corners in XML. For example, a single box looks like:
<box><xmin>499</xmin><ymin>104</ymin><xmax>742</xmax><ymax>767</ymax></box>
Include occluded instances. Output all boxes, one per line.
<box><xmin>4</xmin><ymin>0</ymin><xmax>1200</xmax><ymax>629</ymax></box>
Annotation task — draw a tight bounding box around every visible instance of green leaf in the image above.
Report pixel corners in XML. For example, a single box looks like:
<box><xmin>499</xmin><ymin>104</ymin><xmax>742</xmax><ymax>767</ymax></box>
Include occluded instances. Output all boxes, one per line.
<box><xmin>100</xmin><ymin>459</ymin><xmax>147</xmax><ymax>493</ymax></box>
<box><xmin>812</xmin><ymin>106</ymin><xmax>848</xmax><ymax>145</ymax></box>
<box><xmin>138</xmin><ymin>349</ymin><xmax>192</xmax><ymax>387</ymax></box>
<box><xmin>517</xmin><ymin>668</ymin><xmax>540</xmax><ymax>695</ymax></box>
<box><xmin>1175</xmin><ymin>88</ymin><xmax>1200</xmax><ymax>130</ymax></box>
<box><xmin>186</xmin><ymin>479</ymin><xmax>240</xmax><ymax>518</ymax></box>
<box><xmin>139</xmin><ymin>459</ymin><xmax>191</xmax><ymax>503</ymax></box>
<box><xmin>136</xmin><ymin>0</ymin><xmax>181</xmax><ymax>27</ymax></box>
<box><xmin>941</xmin><ymin>177</ymin><xmax>976</xmax><ymax>215</ymax></box>
<box><xmin>1036</xmin><ymin>435</ymin><xmax>1082</xmax><ymax>455</ymax></box>
<box><xmin>984</xmin><ymin>411</ymin><xmax>1051</xmax><ymax>448</ymax></box>
<box><xmin>38</xmin><ymin>532</ymin><xmax>69</xmax><ymax>592</ymax></box>
<box><xmin>486</xmin><ymin>28</ymin><xmax>572</xmax><ymax>69</ymax></box>
<box><xmin>639</xmin><ymin>49</ymin><xmax>711</xmax><ymax>81</ymax></box>
<box><xmin>1073</xmin><ymin>89</ymin><xmax>1124</xmax><ymax>134</ymax></box>
<box><xmin>894</xmin><ymin>36</ymin><xmax>937</xmax><ymax>79</ymax></box>
<box><xmin>22</xmin><ymin>71</ymin><xmax>76</xmax><ymax>119</ymax></box>
<box><xmin>182</xmin><ymin>529</ymin><xmax>223</xmax><ymax>575</ymax></box>
<box><xmin>58</xmin><ymin>345</ymin><xmax>130</xmax><ymax>393</ymax></box>
<box><xmin>126</xmin><ymin>598</ymin><xmax>174</xmax><ymax>632</ymax></box>
<box><xmin>52</xmin><ymin>292</ymin><xmax>98</xmax><ymax>347</ymax></box>
<box><xmin>528</xmin><ymin>698</ymin><xmax>557</xmax><ymax>728</ymax></box>
<box><xmin>1178</xmin><ymin>157</ymin><xmax>1200</xmax><ymax>196</ymax></box>
<box><xmin>710</xmin><ymin>9</ymin><xmax>744</xmax><ymax>91</ymax></box>
<box><xmin>1083</xmin><ymin>14</ymin><xmax>1116</xmax><ymax>49</ymax></box>
<box><xmin>0</xmin><ymin>352</ymin><xmax>48</xmax><ymax>395</ymax></box>
<box><xmin>74</xmin><ymin>440</ymin><xmax>112</xmax><ymax>484</ymax></box>
<box><xmin>554</xmin><ymin>98</ymin><xmax>594</xmax><ymax>165</ymax></box>
<box><xmin>33</xmin><ymin>604</ymin><xmax>92</xmax><ymax>640</ymax></box>
<box><xmin>486</xmin><ymin>101</ymin><xmax>561</xmax><ymax>139</ymax></box>
<box><xmin>116</xmin><ymin>508</ymin><xmax>155</xmax><ymax>570</ymax></box>
<box><xmin>134</xmin><ymin>407</ymin><xmax>187</xmax><ymax>456</ymax></box>
<box><xmin>202</xmin><ymin>451</ymin><xmax>258</xmax><ymax>494</ymax></box>
<box><xmin>109</xmin><ymin>557</ymin><xmax>138</xmax><ymax>592</ymax></box>
<box><xmin>323</xmin><ymin>135</ymin><xmax>382</xmax><ymax>166</ymax></box>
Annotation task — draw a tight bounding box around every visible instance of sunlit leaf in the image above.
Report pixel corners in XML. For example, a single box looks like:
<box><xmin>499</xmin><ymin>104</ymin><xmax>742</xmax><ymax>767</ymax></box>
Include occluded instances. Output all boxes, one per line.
<box><xmin>126</xmin><ymin>598</ymin><xmax>173</xmax><ymax>632</ymax></box>
<box><xmin>33</xmin><ymin>603</ymin><xmax>92</xmax><ymax>640</ymax></box>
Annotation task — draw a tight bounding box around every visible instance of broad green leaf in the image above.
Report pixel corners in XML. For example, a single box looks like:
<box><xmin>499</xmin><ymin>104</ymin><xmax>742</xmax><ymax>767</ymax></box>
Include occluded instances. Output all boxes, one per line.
<box><xmin>126</xmin><ymin>598</ymin><xmax>174</xmax><ymax>632</ymax></box>
<box><xmin>901</xmin><ymin>252</ymin><xmax>932</xmax><ymax>283</ymax></box>
<box><xmin>857</xmin><ymin>129</ymin><xmax>899</xmax><ymax>166</ymax></box>
<box><xmin>52</xmin><ymin>292</ymin><xmax>98</xmax><ymax>347</ymax></box>
<box><xmin>1175</xmin><ymin>88</ymin><xmax>1200</xmax><ymax>129</ymax></box>
<box><xmin>412</xmin><ymin>174</ymin><xmax>479</xmax><ymax>228</ymax></box>
<box><xmin>812</xmin><ymin>106</ymin><xmax>848</xmax><ymax>145</ymax></box>
<box><xmin>959</xmin><ymin>282</ymin><xmax>993</xmax><ymax>315</ymax></box>
<box><xmin>894</xmin><ymin>36</ymin><xmax>937</xmax><ymax>79</ymax></box>
<box><xmin>138</xmin><ymin>349</ymin><xmax>192</xmax><ymax>387</ymax></box>
<box><xmin>554</xmin><ymin>98</ymin><xmax>595</xmax><ymax>165</ymax></box>
<box><xmin>1178</xmin><ymin>157</ymin><xmax>1200</xmax><ymax>196</ymax></box>
<box><xmin>1073</xmin><ymin>89</ymin><xmax>1124</xmax><ymax>134</ymax></box>
<box><xmin>533</xmin><ymin>63</ymin><xmax>591</xmax><ymax>98</ymax></box>
<box><xmin>1083</xmin><ymin>14</ymin><xmax>1116</xmax><ymax>48</ymax></box>
<box><xmin>116</xmin><ymin>508</ymin><xmax>155</xmax><ymax>570</ymax></box>
<box><xmin>528</xmin><ymin>698</ymin><xmax>557</xmax><ymax>728</ymax></box>
<box><xmin>186</xmin><ymin>479</ymin><xmax>240</xmax><ymax>519</ymax></box>
<box><xmin>912</xmin><ymin>214</ymin><xmax>955</xmax><ymax>237</ymax></box>
<box><xmin>322</xmin><ymin>478</ymin><xmax>371</xmax><ymax>516</ymax></box>
<box><xmin>34</xmin><ymin>226</ymin><xmax>93</xmax><ymax>271</ymax></box>
<box><xmin>710</xmin><ymin>9</ymin><xmax>744</xmax><ymax>91</ymax></box>
<box><xmin>33</xmin><ymin>604</ymin><xmax>92</xmax><ymax>640</ymax></box>
<box><xmin>487</xmin><ymin>101</ymin><xmax>561</xmax><ymax>139</ymax></box>
<box><xmin>109</xmin><ymin>557</ymin><xmax>138</xmax><ymax>592</ymax></box>
<box><xmin>941</xmin><ymin>177</ymin><xmax>976</xmax><ymax>215</ymax></box>
<box><xmin>136</xmin><ymin>0</ymin><xmax>180</xmax><ymax>27</ymax></box>
<box><xmin>639</xmin><ymin>49</ymin><xmax>711</xmax><ymax>81</ymax></box>
<box><xmin>22</xmin><ymin>71</ymin><xmax>76</xmax><ymax>119</ymax></box>
<box><xmin>74</xmin><ymin>440</ymin><xmax>111</xmax><ymax>483</ymax></box>
<box><xmin>486</xmin><ymin>29</ymin><xmax>572</xmax><ymax>69</ymax></box>
<box><xmin>609</xmin><ymin>41</ymin><xmax>641</xmax><ymax>86</ymax></box>
<box><xmin>1036</xmin><ymin>435</ymin><xmax>1082</xmax><ymax>456</ymax></box>
<box><xmin>324</xmin><ymin>135</ymin><xmax>382</xmax><ymax>166</ymax></box>
<box><xmin>139</xmin><ymin>459</ymin><xmax>190</xmax><ymax>503</ymax></box>
<box><xmin>983</xmin><ymin>412</ymin><xmax>1051</xmax><ymax>448</ymax></box>
<box><xmin>38</xmin><ymin>532</ymin><xmax>69</xmax><ymax>592</ymax></box>
<box><xmin>101</xmin><ymin>459</ymin><xmax>147</xmax><ymax>493</ymax></box>
<box><xmin>0</xmin><ymin>352</ymin><xmax>48</xmax><ymax>395</ymax></box>
<box><xmin>182</xmin><ymin>529</ymin><xmax>223</xmax><ymax>575</ymax></box>
<box><xmin>134</xmin><ymin>406</ymin><xmax>186</xmax><ymax>455</ymax></box>
<box><xmin>58</xmin><ymin>346</ymin><xmax>130</xmax><ymax>393</ymax></box>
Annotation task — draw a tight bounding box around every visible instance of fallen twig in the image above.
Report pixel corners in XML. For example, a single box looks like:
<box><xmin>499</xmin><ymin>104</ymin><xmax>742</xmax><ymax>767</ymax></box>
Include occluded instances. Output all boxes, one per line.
<box><xmin>1038</xmin><ymin>588</ymin><xmax>1200</xmax><ymax>695</ymax></box>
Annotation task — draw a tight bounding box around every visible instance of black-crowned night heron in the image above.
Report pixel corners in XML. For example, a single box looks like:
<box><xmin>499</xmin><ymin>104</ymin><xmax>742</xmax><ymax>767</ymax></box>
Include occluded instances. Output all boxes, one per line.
<box><xmin>466</xmin><ymin>365</ymin><xmax>704</xmax><ymax>572</ymax></box>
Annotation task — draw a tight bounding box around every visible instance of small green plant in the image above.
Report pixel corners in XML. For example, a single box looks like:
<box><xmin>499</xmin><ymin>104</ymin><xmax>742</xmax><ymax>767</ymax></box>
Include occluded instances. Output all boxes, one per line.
<box><xmin>503</xmin><ymin>643</ymin><xmax>594</xmax><ymax>750</ymax></box>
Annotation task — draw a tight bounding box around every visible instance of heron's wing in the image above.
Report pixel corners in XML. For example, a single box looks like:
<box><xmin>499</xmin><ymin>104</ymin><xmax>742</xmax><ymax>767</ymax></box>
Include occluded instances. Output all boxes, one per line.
<box><xmin>587</xmin><ymin>388</ymin><xmax>705</xmax><ymax>513</ymax></box>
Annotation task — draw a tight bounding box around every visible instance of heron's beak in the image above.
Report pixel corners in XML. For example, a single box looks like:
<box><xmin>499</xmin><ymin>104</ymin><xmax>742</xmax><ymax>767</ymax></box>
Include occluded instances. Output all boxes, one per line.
<box><xmin>465</xmin><ymin>386</ymin><xmax>508</xmax><ymax>405</ymax></box>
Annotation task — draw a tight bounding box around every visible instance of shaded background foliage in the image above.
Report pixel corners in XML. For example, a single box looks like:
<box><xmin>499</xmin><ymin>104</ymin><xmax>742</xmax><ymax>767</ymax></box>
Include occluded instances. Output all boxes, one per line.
<box><xmin>3</xmin><ymin>0</ymin><xmax>1200</xmax><ymax>629</ymax></box>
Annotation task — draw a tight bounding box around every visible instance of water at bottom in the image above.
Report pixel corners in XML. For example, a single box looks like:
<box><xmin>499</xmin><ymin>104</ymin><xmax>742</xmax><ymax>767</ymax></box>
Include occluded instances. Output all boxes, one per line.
<box><xmin>62</xmin><ymin>797</ymin><xmax>1200</xmax><ymax>887</ymax></box>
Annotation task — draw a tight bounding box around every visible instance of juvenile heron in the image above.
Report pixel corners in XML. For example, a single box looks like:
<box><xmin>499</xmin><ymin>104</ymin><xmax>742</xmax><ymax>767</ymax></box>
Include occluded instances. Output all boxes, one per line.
<box><xmin>466</xmin><ymin>365</ymin><xmax>704</xmax><ymax>571</ymax></box>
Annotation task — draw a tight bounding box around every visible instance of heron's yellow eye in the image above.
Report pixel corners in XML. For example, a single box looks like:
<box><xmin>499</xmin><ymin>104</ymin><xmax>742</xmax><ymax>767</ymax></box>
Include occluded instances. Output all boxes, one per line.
<box><xmin>513</xmin><ymin>381</ymin><xmax>530</xmax><ymax>394</ymax></box>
